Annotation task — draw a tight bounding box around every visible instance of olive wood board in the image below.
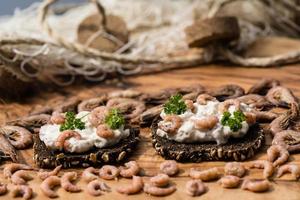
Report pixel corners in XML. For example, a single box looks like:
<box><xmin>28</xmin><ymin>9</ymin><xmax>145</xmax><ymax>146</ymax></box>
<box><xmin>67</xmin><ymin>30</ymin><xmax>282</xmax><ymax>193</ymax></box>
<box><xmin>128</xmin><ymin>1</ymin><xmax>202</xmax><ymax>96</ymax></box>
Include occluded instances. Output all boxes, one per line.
<box><xmin>0</xmin><ymin>36</ymin><xmax>300</xmax><ymax>200</ymax></box>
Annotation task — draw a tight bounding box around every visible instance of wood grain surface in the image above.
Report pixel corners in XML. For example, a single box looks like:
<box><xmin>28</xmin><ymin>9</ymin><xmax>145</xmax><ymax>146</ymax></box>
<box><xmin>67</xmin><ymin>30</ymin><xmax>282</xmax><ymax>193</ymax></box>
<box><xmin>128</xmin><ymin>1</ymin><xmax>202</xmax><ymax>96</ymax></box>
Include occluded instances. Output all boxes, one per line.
<box><xmin>0</xmin><ymin>37</ymin><xmax>300</xmax><ymax>200</ymax></box>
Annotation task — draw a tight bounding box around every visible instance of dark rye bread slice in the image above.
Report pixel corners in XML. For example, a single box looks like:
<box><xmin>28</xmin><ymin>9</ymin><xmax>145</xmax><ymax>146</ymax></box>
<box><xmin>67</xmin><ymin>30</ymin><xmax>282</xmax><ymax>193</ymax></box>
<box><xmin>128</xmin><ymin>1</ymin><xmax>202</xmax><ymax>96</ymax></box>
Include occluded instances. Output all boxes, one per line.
<box><xmin>151</xmin><ymin>119</ymin><xmax>264</xmax><ymax>162</ymax></box>
<box><xmin>33</xmin><ymin>127</ymin><xmax>139</xmax><ymax>169</ymax></box>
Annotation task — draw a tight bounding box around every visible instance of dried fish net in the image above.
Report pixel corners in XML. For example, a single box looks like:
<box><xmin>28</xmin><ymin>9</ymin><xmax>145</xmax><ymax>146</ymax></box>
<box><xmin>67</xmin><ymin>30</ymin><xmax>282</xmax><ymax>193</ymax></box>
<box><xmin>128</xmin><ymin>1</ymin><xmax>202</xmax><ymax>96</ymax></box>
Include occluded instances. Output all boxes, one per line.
<box><xmin>0</xmin><ymin>0</ymin><xmax>299</xmax><ymax>86</ymax></box>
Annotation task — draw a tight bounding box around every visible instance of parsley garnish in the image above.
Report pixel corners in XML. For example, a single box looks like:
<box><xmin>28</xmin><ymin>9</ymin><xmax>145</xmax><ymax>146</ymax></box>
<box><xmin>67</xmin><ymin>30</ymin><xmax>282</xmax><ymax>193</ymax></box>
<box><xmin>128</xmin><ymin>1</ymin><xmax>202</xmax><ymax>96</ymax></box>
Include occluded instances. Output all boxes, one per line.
<box><xmin>105</xmin><ymin>109</ymin><xmax>125</xmax><ymax>130</ymax></box>
<box><xmin>60</xmin><ymin>112</ymin><xmax>85</xmax><ymax>132</ymax></box>
<box><xmin>163</xmin><ymin>94</ymin><xmax>187</xmax><ymax>115</ymax></box>
<box><xmin>221</xmin><ymin>111</ymin><xmax>246</xmax><ymax>132</ymax></box>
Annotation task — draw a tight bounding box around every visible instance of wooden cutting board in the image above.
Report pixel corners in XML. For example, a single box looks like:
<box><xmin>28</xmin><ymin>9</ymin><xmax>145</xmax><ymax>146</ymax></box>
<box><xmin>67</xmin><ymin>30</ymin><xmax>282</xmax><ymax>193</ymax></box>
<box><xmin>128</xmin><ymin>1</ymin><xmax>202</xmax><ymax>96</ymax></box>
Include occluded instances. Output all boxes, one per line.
<box><xmin>0</xmin><ymin>37</ymin><xmax>300</xmax><ymax>200</ymax></box>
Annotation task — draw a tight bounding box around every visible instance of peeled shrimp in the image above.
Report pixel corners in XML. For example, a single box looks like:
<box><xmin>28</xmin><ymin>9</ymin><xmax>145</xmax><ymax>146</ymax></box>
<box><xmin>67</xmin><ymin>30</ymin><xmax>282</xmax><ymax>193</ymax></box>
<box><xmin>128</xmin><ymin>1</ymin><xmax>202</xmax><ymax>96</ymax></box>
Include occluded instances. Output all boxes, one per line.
<box><xmin>1</xmin><ymin>125</ymin><xmax>33</xmax><ymax>149</ymax></box>
<box><xmin>218</xmin><ymin>99</ymin><xmax>241</xmax><ymax>113</ymax></box>
<box><xmin>11</xmin><ymin>170</ymin><xmax>32</xmax><ymax>185</ymax></box>
<box><xmin>242</xmin><ymin>179</ymin><xmax>271</xmax><ymax>193</ymax></box>
<box><xmin>218</xmin><ymin>175</ymin><xmax>241</xmax><ymax>188</ymax></box>
<box><xmin>61</xmin><ymin>172</ymin><xmax>81</xmax><ymax>193</ymax></box>
<box><xmin>82</xmin><ymin>167</ymin><xmax>99</xmax><ymax>183</ymax></box>
<box><xmin>40</xmin><ymin>176</ymin><xmax>61</xmax><ymax>198</ymax></box>
<box><xmin>224</xmin><ymin>162</ymin><xmax>246</xmax><ymax>178</ymax></box>
<box><xmin>277</xmin><ymin>164</ymin><xmax>300</xmax><ymax>180</ymax></box>
<box><xmin>267</xmin><ymin>145</ymin><xmax>289</xmax><ymax>167</ymax></box>
<box><xmin>160</xmin><ymin>160</ymin><xmax>179</xmax><ymax>176</ymax></box>
<box><xmin>272</xmin><ymin>130</ymin><xmax>300</xmax><ymax>153</ymax></box>
<box><xmin>55</xmin><ymin>130</ymin><xmax>81</xmax><ymax>151</ymax></box>
<box><xmin>193</xmin><ymin>116</ymin><xmax>218</xmax><ymax>131</ymax></box>
<box><xmin>120</xmin><ymin>161</ymin><xmax>140</xmax><ymax>178</ymax></box>
<box><xmin>266</xmin><ymin>86</ymin><xmax>298</xmax><ymax>107</ymax></box>
<box><xmin>38</xmin><ymin>165</ymin><xmax>62</xmax><ymax>180</ymax></box>
<box><xmin>196</xmin><ymin>94</ymin><xmax>216</xmax><ymax>105</ymax></box>
<box><xmin>78</xmin><ymin>95</ymin><xmax>107</xmax><ymax>112</ymax></box>
<box><xmin>143</xmin><ymin>183</ymin><xmax>176</xmax><ymax>196</ymax></box>
<box><xmin>185</xmin><ymin>180</ymin><xmax>207</xmax><ymax>196</ymax></box>
<box><xmin>96</xmin><ymin>124</ymin><xmax>114</xmax><ymax>139</ymax></box>
<box><xmin>189</xmin><ymin>167</ymin><xmax>220</xmax><ymax>181</ymax></box>
<box><xmin>89</xmin><ymin>106</ymin><xmax>109</xmax><ymax>127</ymax></box>
<box><xmin>0</xmin><ymin>183</ymin><xmax>7</xmax><ymax>195</ymax></box>
<box><xmin>150</xmin><ymin>174</ymin><xmax>170</xmax><ymax>187</ymax></box>
<box><xmin>86</xmin><ymin>180</ymin><xmax>110</xmax><ymax>196</ymax></box>
<box><xmin>159</xmin><ymin>115</ymin><xmax>182</xmax><ymax>134</ymax></box>
<box><xmin>99</xmin><ymin>165</ymin><xmax>120</xmax><ymax>180</ymax></box>
<box><xmin>3</xmin><ymin>163</ymin><xmax>33</xmax><ymax>178</ymax></box>
<box><xmin>248</xmin><ymin>160</ymin><xmax>274</xmax><ymax>179</ymax></box>
<box><xmin>11</xmin><ymin>185</ymin><xmax>33</xmax><ymax>200</ymax></box>
<box><xmin>116</xmin><ymin>176</ymin><xmax>144</xmax><ymax>195</ymax></box>
<box><xmin>184</xmin><ymin>100</ymin><xmax>195</xmax><ymax>111</ymax></box>
<box><xmin>50</xmin><ymin>112</ymin><xmax>65</xmax><ymax>125</ymax></box>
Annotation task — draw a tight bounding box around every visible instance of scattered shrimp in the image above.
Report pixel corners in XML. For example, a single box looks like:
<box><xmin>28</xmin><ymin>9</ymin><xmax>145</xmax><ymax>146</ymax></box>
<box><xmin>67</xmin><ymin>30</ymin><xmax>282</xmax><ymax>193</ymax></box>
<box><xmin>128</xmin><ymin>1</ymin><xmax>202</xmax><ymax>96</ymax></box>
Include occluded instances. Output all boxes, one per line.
<box><xmin>266</xmin><ymin>86</ymin><xmax>298</xmax><ymax>107</ymax></box>
<box><xmin>78</xmin><ymin>96</ymin><xmax>107</xmax><ymax>112</ymax></box>
<box><xmin>224</xmin><ymin>162</ymin><xmax>246</xmax><ymax>178</ymax></box>
<box><xmin>117</xmin><ymin>176</ymin><xmax>144</xmax><ymax>195</ymax></box>
<box><xmin>184</xmin><ymin>100</ymin><xmax>194</xmax><ymax>111</ymax></box>
<box><xmin>0</xmin><ymin>183</ymin><xmax>7</xmax><ymax>195</ymax></box>
<box><xmin>248</xmin><ymin>160</ymin><xmax>274</xmax><ymax>179</ymax></box>
<box><xmin>196</xmin><ymin>94</ymin><xmax>216</xmax><ymax>105</ymax></box>
<box><xmin>89</xmin><ymin>106</ymin><xmax>109</xmax><ymax>127</ymax></box>
<box><xmin>219</xmin><ymin>99</ymin><xmax>241</xmax><ymax>113</ymax></box>
<box><xmin>1</xmin><ymin>125</ymin><xmax>33</xmax><ymax>149</ymax></box>
<box><xmin>99</xmin><ymin>165</ymin><xmax>120</xmax><ymax>180</ymax></box>
<box><xmin>160</xmin><ymin>160</ymin><xmax>179</xmax><ymax>176</ymax></box>
<box><xmin>3</xmin><ymin>163</ymin><xmax>32</xmax><ymax>178</ymax></box>
<box><xmin>11</xmin><ymin>170</ymin><xmax>33</xmax><ymax>185</ymax></box>
<box><xmin>82</xmin><ymin>167</ymin><xmax>99</xmax><ymax>183</ymax></box>
<box><xmin>40</xmin><ymin>176</ymin><xmax>61</xmax><ymax>198</ymax></box>
<box><xmin>61</xmin><ymin>172</ymin><xmax>81</xmax><ymax>193</ymax></box>
<box><xmin>106</xmin><ymin>98</ymin><xmax>146</xmax><ymax>119</ymax></box>
<box><xmin>244</xmin><ymin>112</ymin><xmax>257</xmax><ymax>124</ymax></box>
<box><xmin>159</xmin><ymin>115</ymin><xmax>182</xmax><ymax>134</ymax></box>
<box><xmin>277</xmin><ymin>164</ymin><xmax>300</xmax><ymax>180</ymax></box>
<box><xmin>144</xmin><ymin>183</ymin><xmax>176</xmax><ymax>196</ymax></box>
<box><xmin>38</xmin><ymin>165</ymin><xmax>62</xmax><ymax>180</ymax></box>
<box><xmin>272</xmin><ymin>130</ymin><xmax>300</xmax><ymax>153</ymax></box>
<box><xmin>11</xmin><ymin>185</ymin><xmax>33</xmax><ymax>200</ymax></box>
<box><xmin>267</xmin><ymin>145</ymin><xmax>289</xmax><ymax>167</ymax></box>
<box><xmin>150</xmin><ymin>174</ymin><xmax>170</xmax><ymax>187</ymax></box>
<box><xmin>189</xmin><ymin>167</ymin><xmax>220</xmax><ymax>181</ymax></box>
<box><xmin>193</xmin><ymin>116</ymin><xmax>218</xmax><ymax>131</ymax></box>
<box><xmin>86</xmin><ymin>180</ymin><xmax>110</xmax><ymax>196</ymax></box>
<box><xmin>120</xmin><ymin>161</ymin><xmax>140</xmax><ymax>178</ymax></box>
<box><xmin>247</xmin><ymin>78</ymin><xmax>280</xmax><ymax>95</ymax></box>
<box><xmin>96</xmin><ymin>124</ymin><xmax>114</xmax><ymax>139</ymax></box>
<box><xmin>55</xmin><ymin>130</ymin><xmax>81</xmax><ymax>151</ymax></box>
<box><xmin>241</xmin><ymin>179</ymin><xmax>271</xmax><ymax>193</ymax></box>
<box><xmin>218</xmin><ymin>175</ymin><xmax>241</xmax><ymax>188</ymax></box>
<box><xmin>185</xmin><ymin>180</ymin><xmax>207</xmax><ymax>196</ymax></box>
<box><xmin>50</xmin><ymin>112</ymin><xmax>65</xmax><ymax>125</ymax></box>
<box><xmin>210</xmin><ymin>84</ymin><xmax>245</xmax><ymax>101</ymax></box>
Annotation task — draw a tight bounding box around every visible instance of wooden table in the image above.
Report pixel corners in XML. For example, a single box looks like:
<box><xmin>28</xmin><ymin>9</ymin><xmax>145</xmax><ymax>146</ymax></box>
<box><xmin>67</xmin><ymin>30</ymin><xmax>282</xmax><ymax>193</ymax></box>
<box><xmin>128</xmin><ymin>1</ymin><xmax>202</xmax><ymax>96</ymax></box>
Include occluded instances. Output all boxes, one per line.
<box><xmin>1</xmin><ymin>37</ymin><xmax>300</xmax><ymax>200</ymax></box>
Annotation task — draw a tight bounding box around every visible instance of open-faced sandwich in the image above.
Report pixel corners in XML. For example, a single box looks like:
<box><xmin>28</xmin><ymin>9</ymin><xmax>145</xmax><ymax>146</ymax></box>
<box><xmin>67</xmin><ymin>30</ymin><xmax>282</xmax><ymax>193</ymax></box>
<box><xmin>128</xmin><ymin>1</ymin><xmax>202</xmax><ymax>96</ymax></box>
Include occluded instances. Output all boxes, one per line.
<box><xmin>34</xmin><ymin>102</ymin><xmax>140</xmax><ymax>169</ymax></box>
<box><xmin>151</xmin><ymin>93</ymin><xmax>264</xmax><ymax>162</ymax></box>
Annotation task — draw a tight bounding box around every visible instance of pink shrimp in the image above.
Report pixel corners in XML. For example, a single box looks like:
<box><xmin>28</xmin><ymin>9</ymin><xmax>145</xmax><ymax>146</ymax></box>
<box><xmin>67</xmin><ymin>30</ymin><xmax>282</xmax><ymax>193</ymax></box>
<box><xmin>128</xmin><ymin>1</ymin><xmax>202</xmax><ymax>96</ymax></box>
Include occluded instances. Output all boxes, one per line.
<box><xmin>3</xmin><ymin>163</ymin><xmax>33</xmax><ymax>178</ymax></box>
<box><xmin>40</xmin><ymin>176</ymin><xmax>61</xmax><ymax>198</ymax></box>
<box><xmin>218</xmin><ymin>175</ymin><xmax>241</xmax><ymax>188</ymax></box>
<box><xmin>99</xmin><ymin>165</ymin><xmax>120</xmax><ymax>180</ymax></box>
<box><xmin>184</xmin><ymin>100</ymin><xmax>195</xmax><ymax>111</ymax></box>
<box><xmin>116</xmin><ymin>176</ymin><xmax>144</xmax><ymax>195</ymax></box>
<box><xmin>86</xmin><ymin>180</ymin><xmax>110</xmax><ymax>196</ymax></box>
<box><xmin>150</xmin><ymin>174</ymin><xmax>170</xmax><ymax>187</ymax></box>
<box><xmin>248</xmin><ymin>160</ymin><xmax>274</xmax><ymax>179</ymax></box>
<box><xmin>61</xmin><ymin>172</ymin><xmax>81</xmax><ymax>193</ymax></box>
<box><xmin>277</xmin><ymin>164</ymin><xmax>300</xmax><ymax>180</ymax></box>
<box><xmin>143</xmin><ymin>183</ymin><xmax>176</xmax><ymax>196</ymax></box>
<box><xmin>159</xmin><ymin>115</ymin><xmax>182</xmax><ymax>134</ymax></box>
<box><xmin>189</xmin><ymin>167</ymin><xmax>220</xmax><ymax>181</ymax></box>
<box><xmin>218</xmin><ymin>99</ymin><xmax>241</xmax><ymax>113</ymax></box>
<box><xmin>89</xmin><ymin>106</ymin><xmax>109</xmax><ymax>127</ymax></box>
<box><xmin>196</xmin><ymin>94</ymin><xmax>216</xmax><ymax>105</ymax></box>
<box><xmin>82</xmin><ymin>167</ymin><xmax>99</xmax><ymax>183</ymax></box>
<box><xmin>160</xmin><ymin>160</ymin><xmax>179</xmax><ymax>176</ymax></box>
<box><xmin>193</xmin><ymin>116</ymin><xmax>218</xmax><ymax>130</ymax></box>
<box><xmin>50</xmin><ymin>112</ymin><xmax>65</xmax><ymax>125</ymax></box>
<box><xmin>224</xmin><ymin>162</ymin><xmax>246</xmax><ymax>178</ymax></box>
<box><xmin>119</xmin><ymin>161</ymin><xmax>140</xmax><ymax>178</ymax></box>
<box><xmin>96</xmin><ymin>124</ymin><xmax>114</xmax><ymax>139</ymax></box>
<box><xmin>55</xmin><ymin>130</ymin><xmax>81</xmax><ymax>151</ymax></box>
<box><xmin>11</xmin><ymin>170</ymin><xmax>33</xmax><ymax>185</ymax></box>
<box><xmin>242</xmin><ymin>179</ymin><xmax>271</xmax><ymax>193</ymax></box>
<box><xmin>11</xmin><ymin>185</ymin><xmax>33</xmax><ymax>200</ymax></box>
<box><xmin>185</xmin><ymin>180</ymin><xmax>207</xmax><ymax>196</ymax></box>
<box><xmin>38</xmin><ymin>165</ymin><xmax>62</xmax><ymax>180</ymax></box>
<box><xmin>267</xmin><ymin>145</ymin><xmax>289</xmax><ymax>167</ymax></box>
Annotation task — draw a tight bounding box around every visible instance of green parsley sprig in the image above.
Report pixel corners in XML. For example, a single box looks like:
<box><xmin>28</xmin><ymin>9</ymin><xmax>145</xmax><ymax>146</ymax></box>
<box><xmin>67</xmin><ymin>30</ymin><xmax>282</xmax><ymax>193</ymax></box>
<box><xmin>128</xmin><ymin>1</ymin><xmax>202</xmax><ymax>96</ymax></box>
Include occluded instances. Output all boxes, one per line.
<box><xmin>60</xmin><ymin>111</ymin><xmax>86</xmax><ymax>132</ymax></box>
<box><xmin>221</xmin><ymin>110</ymin><xmax>246</xmax><ymax>132</ymax></box>
<box><xmin>105</xmin><ymin>109</ymin><xmax>125</xmax><ymax>130</ymax></box>
<box><xmin>163</xmin><ymin>94</ymin><xmax>187</xmax><ymax>115</ymax></box>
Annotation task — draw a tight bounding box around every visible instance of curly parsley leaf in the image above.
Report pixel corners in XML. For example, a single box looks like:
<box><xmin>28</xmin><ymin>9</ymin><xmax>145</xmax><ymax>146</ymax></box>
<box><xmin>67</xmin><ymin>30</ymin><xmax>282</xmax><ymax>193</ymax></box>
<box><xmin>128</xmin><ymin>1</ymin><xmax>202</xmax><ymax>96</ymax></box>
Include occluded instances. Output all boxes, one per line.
<box><xmin>105</xmin><ymin>109</ymin><xmax>125</xmax><ymax>130</ymax></box>
<box><xmin>60</xmin><ymin>111</ymin><xmax>85</xmax><ymax>132</ymax></box>
<box><xmin>221</xmin><ymin>110</ymin><xmax>245</xmax><ymax>132</ymax></box>
<box><xmin>163</xmin><ymin>94</ymin><xmax>187</xmax><ymax>115</ymax></box>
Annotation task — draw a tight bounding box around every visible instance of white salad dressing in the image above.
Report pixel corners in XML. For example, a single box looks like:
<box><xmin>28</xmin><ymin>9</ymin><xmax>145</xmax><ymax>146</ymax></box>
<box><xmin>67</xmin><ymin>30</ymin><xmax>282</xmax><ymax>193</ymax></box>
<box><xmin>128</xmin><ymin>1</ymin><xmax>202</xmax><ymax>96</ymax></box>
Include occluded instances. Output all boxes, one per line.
<box><xmin>39</xmin><ymin>111</ymin><xmax>130</xmax><ymax>153</ymax></box>
<box><xmin>157</xmin><ymin>100</ymin><xmax>253</xmax><ymax>145</ymax></box>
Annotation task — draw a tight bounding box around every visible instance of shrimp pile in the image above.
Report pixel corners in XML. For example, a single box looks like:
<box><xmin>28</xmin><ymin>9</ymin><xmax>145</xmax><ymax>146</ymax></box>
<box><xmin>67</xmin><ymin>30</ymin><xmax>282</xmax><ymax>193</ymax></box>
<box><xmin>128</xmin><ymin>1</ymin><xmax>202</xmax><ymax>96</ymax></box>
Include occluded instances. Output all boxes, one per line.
<box><xmin>272</xmin><ymin>130</ymin><xmax>300</xmax><ymax>153</ymax></box>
